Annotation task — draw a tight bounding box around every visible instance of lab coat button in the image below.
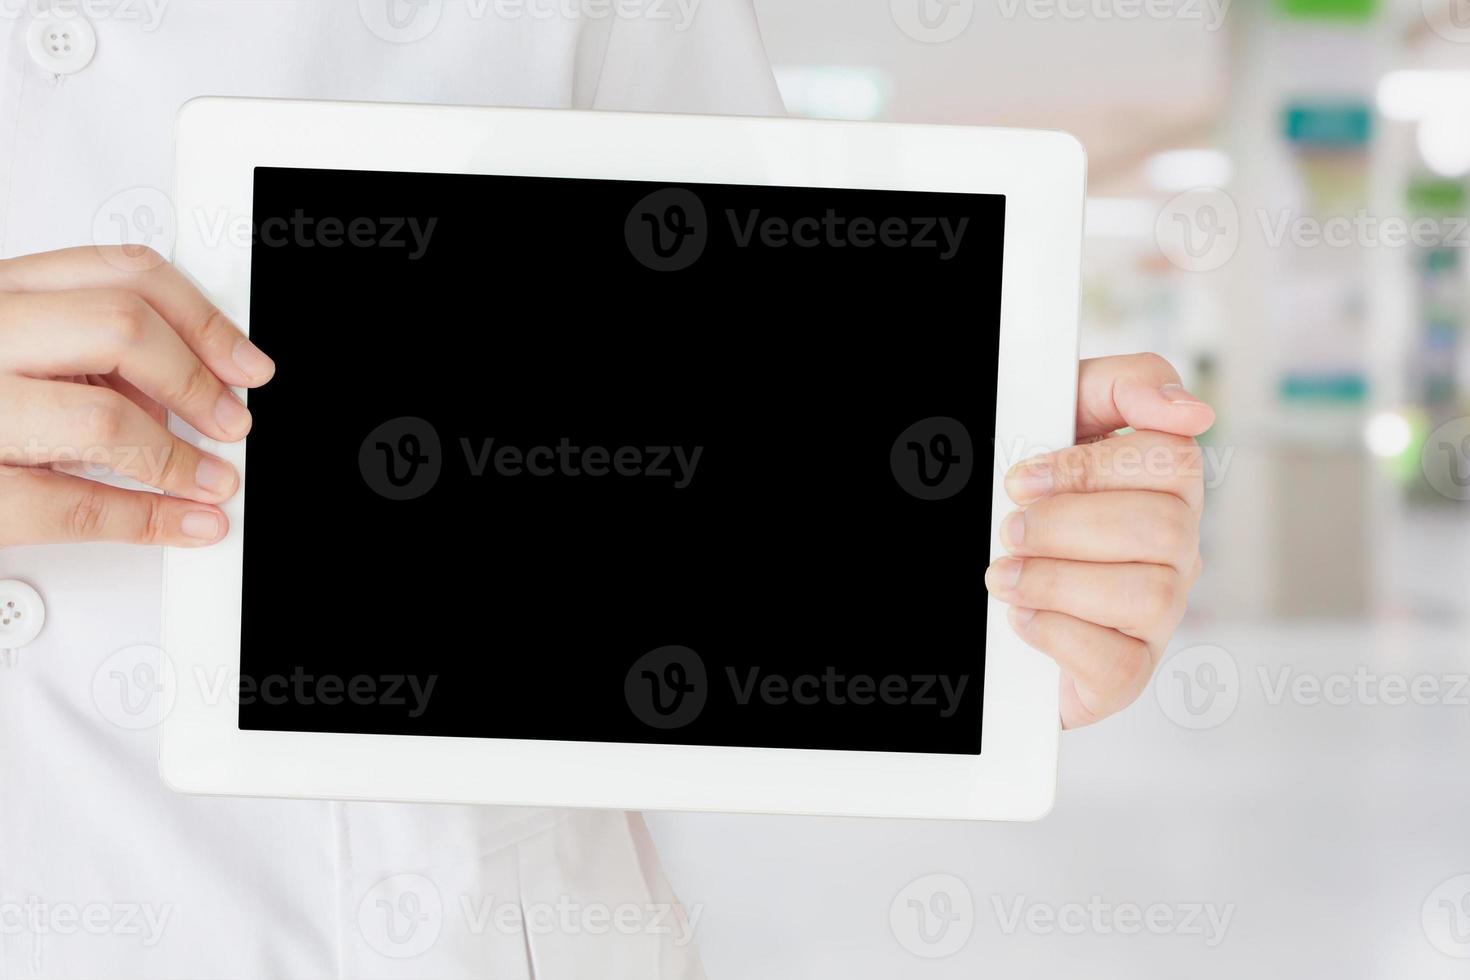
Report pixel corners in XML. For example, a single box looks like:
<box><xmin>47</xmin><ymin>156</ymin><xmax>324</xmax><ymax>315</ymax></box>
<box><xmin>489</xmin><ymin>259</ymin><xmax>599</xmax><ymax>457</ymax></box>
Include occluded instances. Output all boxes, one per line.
<box><xmin>26</xmin><ymin>12</ymin><xmax>97</xmax><ymax>76</ymax></box>
<box><xmin>0</xmin><ymin>580</ymin><xmax>46</xmax><ymax>651</ymax></box>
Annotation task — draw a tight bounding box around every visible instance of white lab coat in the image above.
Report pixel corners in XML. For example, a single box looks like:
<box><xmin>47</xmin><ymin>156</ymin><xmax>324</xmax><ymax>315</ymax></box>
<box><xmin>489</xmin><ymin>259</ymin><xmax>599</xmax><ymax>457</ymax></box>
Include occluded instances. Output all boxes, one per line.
<box><xmin>0</xmin><ymin>4</ymin><xmax>782</xmax><ymax>976</ymax></box>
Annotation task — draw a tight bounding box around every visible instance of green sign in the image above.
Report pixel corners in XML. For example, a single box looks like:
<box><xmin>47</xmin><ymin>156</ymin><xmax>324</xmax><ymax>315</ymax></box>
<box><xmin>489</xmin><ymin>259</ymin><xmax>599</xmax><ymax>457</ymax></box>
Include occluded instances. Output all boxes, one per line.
<box><xmin>1283</xmin><ymin>103</ymin><xmax>1372</xmax><ymax>148</ymax></box>
<box><xmin>1275</xmin><ymin>0</ymin><xmax>1377</xmax><ymax>20</ymax></box>
<box><xmin>1406</xmin><ymin>178</ymin><xmax>1467</xmax><ymax>216</ymax></box>
<box><xmin>1279</xmin><ymin>373</ymin><xmax>1368</xmax><ymax>403</ymax></box>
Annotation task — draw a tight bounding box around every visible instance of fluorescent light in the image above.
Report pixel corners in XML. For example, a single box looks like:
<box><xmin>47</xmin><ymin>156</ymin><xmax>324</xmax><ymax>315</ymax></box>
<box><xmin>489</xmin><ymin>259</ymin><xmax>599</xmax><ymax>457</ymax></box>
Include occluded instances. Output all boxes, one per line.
<box><xmin>1416</xmin><ymin>113</ymin><xmax>1470</xmax><ymax>178</ymax></box>
<box><xmin>772</xmin><ymin>66</ymin><xmax>890</xmax><ymax>122</ymax></box>
<box><xmin>1377</xmin><ymin>70</ymin><xmax>1470</xmax><ymax>121</ymax></box>
<box><xmin>1376</xmin><ymin>71</ymin><xmax>1470</xmax><ymax>177</ymax></box>
<box><xmin>1084</xmin><ymin>198</ymin><xmax>1157</xmax><ymax>239</ymax></box>
<box><xmin>1144</xmin><ymin>149</ymin><xmax>1233</xmax><ymax>193</ymax></box>
<box><xmin>1365</xmin><ymin>411</ymin><xmax>1412</xmax><ymax>459</ymax></box>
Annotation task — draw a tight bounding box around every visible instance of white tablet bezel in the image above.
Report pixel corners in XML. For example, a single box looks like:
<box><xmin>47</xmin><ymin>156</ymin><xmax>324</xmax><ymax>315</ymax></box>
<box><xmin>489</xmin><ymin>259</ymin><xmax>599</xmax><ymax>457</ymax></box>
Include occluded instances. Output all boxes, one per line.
<box><xmin>161</xmin><ymin>98</ymin><xmax>1082</xmax><ymax>821</ymax></box>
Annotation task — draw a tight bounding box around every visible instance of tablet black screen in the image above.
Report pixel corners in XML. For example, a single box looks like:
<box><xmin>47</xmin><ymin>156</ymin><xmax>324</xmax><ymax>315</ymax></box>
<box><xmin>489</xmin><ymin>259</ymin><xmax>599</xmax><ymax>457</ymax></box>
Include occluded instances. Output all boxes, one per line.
<box><xmin>240</xmin><ymin>166</ymin><xmax>1004</xmax><ymax>754</ymax></box>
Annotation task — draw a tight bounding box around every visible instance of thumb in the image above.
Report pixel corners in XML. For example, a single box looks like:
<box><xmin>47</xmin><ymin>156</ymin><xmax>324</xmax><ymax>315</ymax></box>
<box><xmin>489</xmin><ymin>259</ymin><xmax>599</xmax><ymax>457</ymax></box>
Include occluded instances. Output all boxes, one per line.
<box><xmin>1076</xmin><ymin>353</ymin><xmax>1215</xmax><ymax>440</ymax></box>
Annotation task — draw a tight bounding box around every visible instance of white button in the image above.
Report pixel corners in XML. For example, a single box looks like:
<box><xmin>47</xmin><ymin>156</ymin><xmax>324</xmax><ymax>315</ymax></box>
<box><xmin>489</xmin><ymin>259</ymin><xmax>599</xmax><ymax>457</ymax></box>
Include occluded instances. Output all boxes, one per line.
<box><xmin>26</xmin><ymin>12</ymin><xmax>97</xmax><ymax>76</ymax></box>
<box><xmin>0</xmin><ymin>580</ymin><xmax>46</xmax><ymax>650</ymax></box>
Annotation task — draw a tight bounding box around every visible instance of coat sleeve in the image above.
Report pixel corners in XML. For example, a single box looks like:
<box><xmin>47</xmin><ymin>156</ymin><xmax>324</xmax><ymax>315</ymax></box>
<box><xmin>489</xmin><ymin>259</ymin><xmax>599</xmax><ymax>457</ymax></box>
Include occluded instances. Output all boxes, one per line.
<box><xmin>574</xmin><ymin>0</ymin><xmax>786</xmax><ymax>117</ymax></box>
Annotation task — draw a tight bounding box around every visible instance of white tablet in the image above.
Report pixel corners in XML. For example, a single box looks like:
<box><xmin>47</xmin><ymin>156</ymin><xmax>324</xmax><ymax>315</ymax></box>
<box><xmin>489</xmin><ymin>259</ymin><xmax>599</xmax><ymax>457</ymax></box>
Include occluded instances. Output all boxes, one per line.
<box><xmin>160</xmin><ymin>98</ymin><xmax>1083</xmax><ymax>821</ymax></box>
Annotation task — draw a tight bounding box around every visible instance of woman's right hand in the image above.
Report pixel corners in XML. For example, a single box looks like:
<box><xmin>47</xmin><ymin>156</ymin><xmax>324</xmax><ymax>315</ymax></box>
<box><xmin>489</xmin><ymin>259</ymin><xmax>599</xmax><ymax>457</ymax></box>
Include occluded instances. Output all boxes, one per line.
<box><xmin>0</xmin><ymin>246</ymin><xmax>274</xmax><ymax>548</ymax></box>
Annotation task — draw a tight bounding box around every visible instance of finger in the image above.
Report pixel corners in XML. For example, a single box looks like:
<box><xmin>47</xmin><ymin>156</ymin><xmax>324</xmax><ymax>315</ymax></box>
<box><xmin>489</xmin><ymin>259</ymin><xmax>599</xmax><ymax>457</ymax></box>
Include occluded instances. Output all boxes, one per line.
<box><xmin>0</xmin><ymin>464</ymin><xmax>227</xmax><ymax>547</ymax></box>
<box><xmin>1076</xmin><ymin>353</ymin><xmax>1214</xmax><ymax>440</ymax></box>
<box><xmin>0</xmin><ymin>377</ymin><xmax>238</xmax><ymax>503</ymax></box>
<box><xmin>0</xmin><ymin>246</ymin><xmax>274</xmax><ymax>388</ymax></box>
<box><xmin>985</xmin><ymin>555</ymin><xmax>1184</xmax><ymax>639</ymax></box>
<box><xmin>998</xmin><ymin>491</ymin><xmax>1199</xmax><ymax>571</ymax></box>
<box><xmin>0</xmin><ymin>290</ymin><xmax>251</xmax><ymax>441</ymax></box>
<box><xmin>93</xmin><ymin>373</ymin><xmax>169</xmax><ymax>427</ymax></box>
<box><xmin>1004</xmin><ymin>429</ymin><xmax>1205</xmax><ymax>510</ymax></box>
<box><xmin>1005</xmin><ymin>607</ymin><xmax>1153</xmax><ymax>728</ymax></box>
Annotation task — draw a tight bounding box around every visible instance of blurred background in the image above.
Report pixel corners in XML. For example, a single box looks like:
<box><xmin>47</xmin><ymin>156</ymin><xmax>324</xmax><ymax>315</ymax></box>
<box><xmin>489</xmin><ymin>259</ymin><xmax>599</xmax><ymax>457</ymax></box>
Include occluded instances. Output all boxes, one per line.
<box><xmin>647</xmin><ymin>0</ymin><xmax>1470</xmax><ymax>975</ymax></box>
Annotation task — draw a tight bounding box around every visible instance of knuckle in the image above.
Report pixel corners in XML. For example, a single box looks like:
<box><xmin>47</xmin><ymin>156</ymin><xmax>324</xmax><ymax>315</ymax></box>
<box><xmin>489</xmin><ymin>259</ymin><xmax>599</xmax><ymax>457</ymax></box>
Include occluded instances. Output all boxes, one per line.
<box><xmin>79</xmin><ymin>389</ymin><xmax>128</xmax><ymax>447</ymax></box>
<box><xmin>65</xmin><ymin>482</ymin><xmax>110</xmax><ymax>541</ymax></box>
<box><xmin>140</xmin><ymin>494</ymin><xmax>169</xmax><ymax>545</ymax></box>
<box><xmin>1157</xmin><ymin>433</ymin><xmax>1204</xmax><ymax>482</ymax></box>
<box><xmin>1152</xmin><ymin>500</ymin><xmax>1200</xmax><ymax>563</ymax></box>
<box><xmin>1021</xmin><ymin>499</ymin><xmax>1056</xmax><ymax>547</ymax></box>
<box><xmin>1055</xmin><ymin>444</ymin><xmax>1099</xmax><ymax>493</ymax></box>
<box><xmin>101</xmin><ymin>244</ymin><xmax>167</xmax><ymax>276</ymax></box>
<box><xmin>1136</xmin><ymin>567</ymin><xmax>1180</xmax><ymax>626</ymax></box>
<box><xmin>1104</xmin><ymin>640</ymin><xmax>1154</xmax><ymax>701</ymax></box>
<box><xmin>169</xmin><ymin>358</ymin><xmax>220</xmax><ymax>411</ymax></box>
<box><xmin>1135</xmin><ymin>351</ymin><xmax>1177</xmax><ymax>379</ymax></box>
<box><xmin>97</xmin><ymin>292</ymin><xmax>150</xmax><ymax>348</ymax></box>
<box><xmin>1187</xmin><ymin>554</ymin><xmax>1205</xmax><ymax>589</ymax></box>
<box><xmin>152</xmin><ymin>440</ymin><xmax>191</xmax><ymax>489</ymax></box>
<box><xmin>1019</xmin><ymin>558</ymin><xmax>1059</xmax><ymax>602</ymax></box>
<box><xmin>197</xmin><ymin>307</ymin><xmax>234</xmax><ymax>347</ymax></box>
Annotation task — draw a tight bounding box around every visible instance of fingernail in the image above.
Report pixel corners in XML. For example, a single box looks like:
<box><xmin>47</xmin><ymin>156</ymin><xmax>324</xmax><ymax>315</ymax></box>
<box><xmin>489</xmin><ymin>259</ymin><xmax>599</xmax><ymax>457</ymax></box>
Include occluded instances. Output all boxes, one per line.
<box><xmin>1005</xmin><ymin>460</ymin><xmax>1053</xmax><ymax>502</ymax></box>
<box><xmin>1009</xmin><ymin>606</ymin><xmax>1037</xmax><ymax>629</ymax></box>
<box><xmin>181</xmin><ymin>510</ymin><xmax>222</xmax><ymax>541</ymax></box>
<box><xmin>194</xmin><ymin>457</ymin><xmax>236</xmax><ymax>496</ymax></box>
<box><xmin>214</xmin><ymin>391</ymin><xmax>251</xmax><ymax>436</ymax></box>
<box><xmin>986</xmin><ymin>557</ymin><xmax>1023</xmax><ymax>592</ymax></box>
<box><xmin>1161</xmin><ymin>383</ymin><xmax>1205</xmax><ymax>406</ymax></box>
<box><xmin>1000</xmin><ymin>510</ymin><xmax>1026</xmax><ymax>550</ymax></box>
<box><xmin>232</xmin><ymin>338</ymin><xmax>275</xmax><ymax>382</ymax></box>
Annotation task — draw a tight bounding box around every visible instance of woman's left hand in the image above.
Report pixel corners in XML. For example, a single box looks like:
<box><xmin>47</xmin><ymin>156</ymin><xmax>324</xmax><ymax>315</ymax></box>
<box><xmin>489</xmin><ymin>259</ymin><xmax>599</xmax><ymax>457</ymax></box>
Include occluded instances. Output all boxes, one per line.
<box><xmin>985</xmin><ymin>353</ymin><xmax>1216</xmax><ymax>729</ymax></box>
